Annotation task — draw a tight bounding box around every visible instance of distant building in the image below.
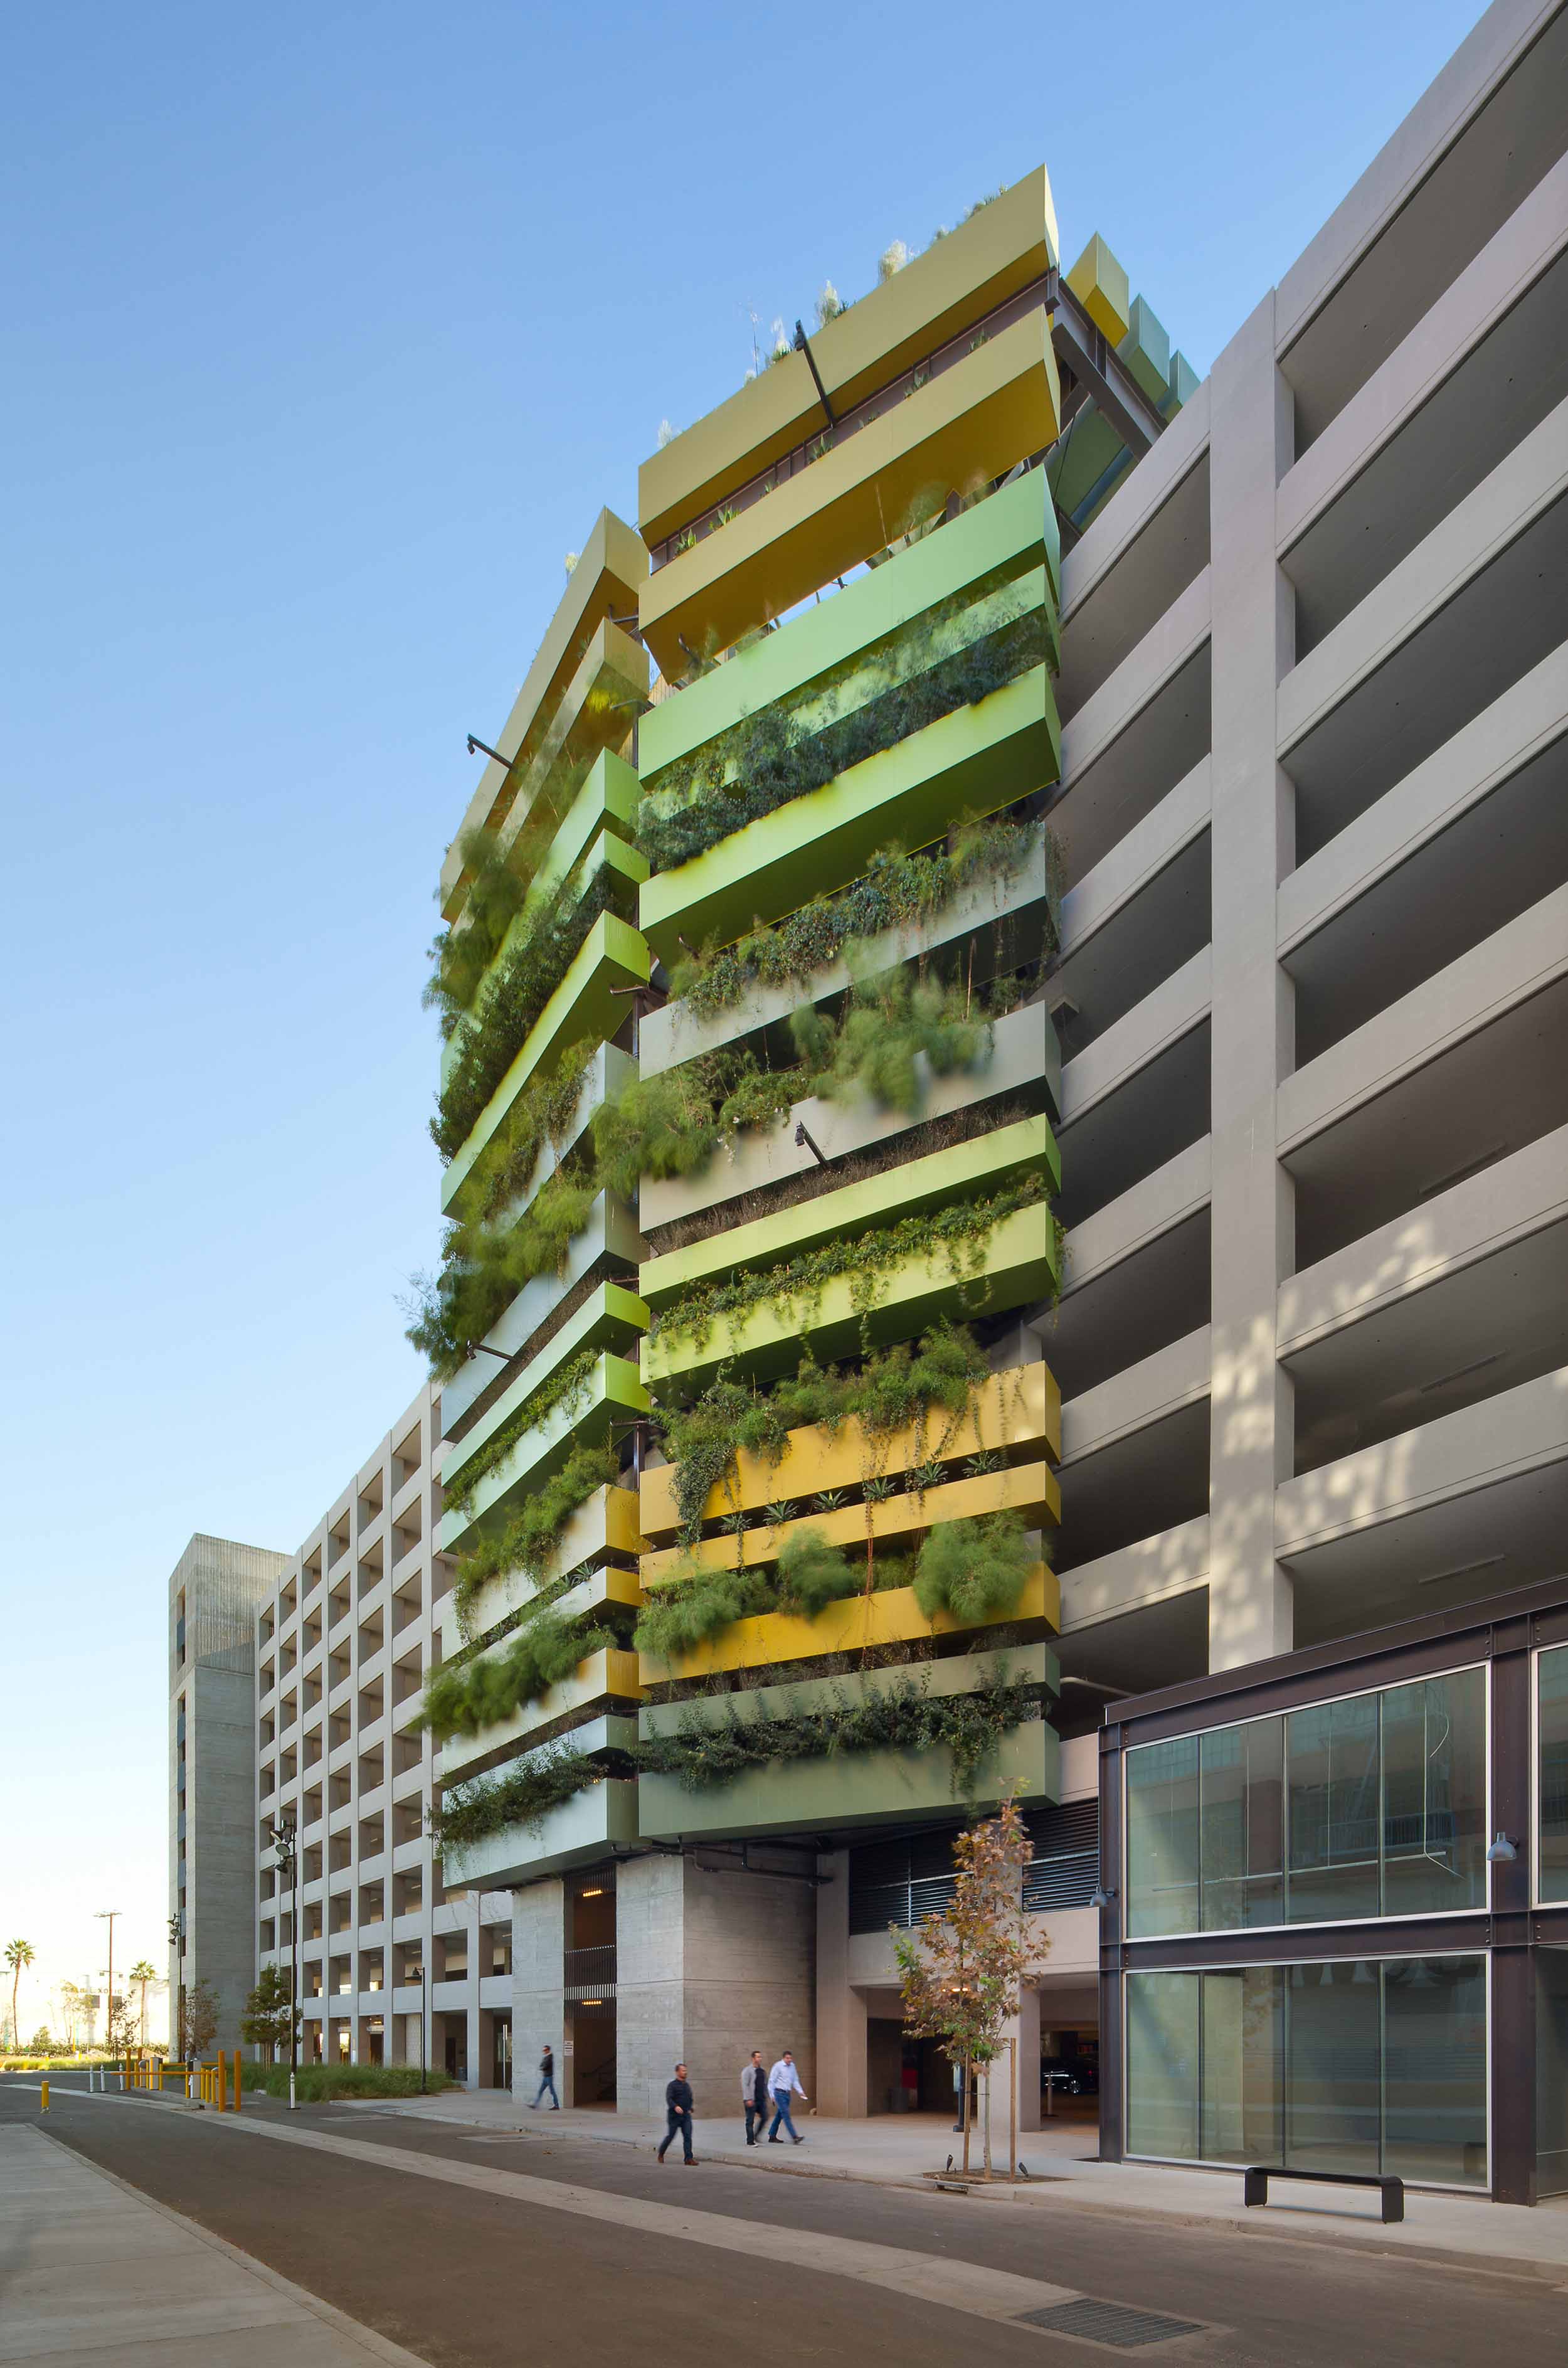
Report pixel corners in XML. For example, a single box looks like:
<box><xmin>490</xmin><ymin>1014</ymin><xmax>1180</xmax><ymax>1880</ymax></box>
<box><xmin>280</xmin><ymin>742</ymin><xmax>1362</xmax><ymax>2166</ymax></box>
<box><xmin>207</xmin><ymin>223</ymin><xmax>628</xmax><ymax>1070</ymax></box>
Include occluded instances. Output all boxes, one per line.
<box><xmin>169</xmin><ymin>1532</ymin><xmax>287</xmax><ymax>2049</ymax></box>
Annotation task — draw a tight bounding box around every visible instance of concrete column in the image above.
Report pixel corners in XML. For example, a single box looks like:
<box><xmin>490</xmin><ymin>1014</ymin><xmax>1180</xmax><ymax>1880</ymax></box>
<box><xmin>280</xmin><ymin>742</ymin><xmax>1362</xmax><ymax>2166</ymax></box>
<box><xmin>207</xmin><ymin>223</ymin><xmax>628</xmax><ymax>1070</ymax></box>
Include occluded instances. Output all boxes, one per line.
<box><xmin>617</xmin><ymin>1853</ymin><xmax>816</xmax><ymax>2124</ymax></box>
<box><xmin>464</xmin><ymin>1894</ymin><xmax>481</xmax><ymax>2088</ymax></box>
<box><xmin>814</xmin><ymin>1850</ymin><xmax>868</xmax><ymax>2117</ymax></box>
<box><xmin>1009</xmin><ymin>1985</ymin><xmax>1042</xmax><ymax>2135</ymax></box>
<box><xmin>1206</xmin><ymin>290</ymin><xmax>1296</xmax><ymax>1673</ymax></box>
<box><xmin>511</xmin><ymin>1881</ymin><xmax>564</xmax><ymax>2104</ymax></box>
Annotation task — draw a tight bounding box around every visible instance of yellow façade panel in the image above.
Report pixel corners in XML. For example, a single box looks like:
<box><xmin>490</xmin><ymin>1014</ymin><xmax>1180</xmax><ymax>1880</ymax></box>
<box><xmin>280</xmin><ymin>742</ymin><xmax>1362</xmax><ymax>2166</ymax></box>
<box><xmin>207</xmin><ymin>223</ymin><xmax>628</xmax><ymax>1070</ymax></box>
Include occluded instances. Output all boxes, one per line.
<box><xmin>640</xmin><ymin>1362</ymin><xmax>1059</xmax><ymax>1541</ymax></box>
<box><xmin>638</xmin><ymin>1565</ymin><xmax>1057</xmax><ymax>1684</ymax></box>
<box><xmin>1064</xmin><ymin>234</ymin><xmax>1131</xmax><ymax>348</ymax></box>
<box><xmin>638</xmin><ymin>1457</ymin><xmax>1059</xmax><ymax>1587</ymax></box>
<box><xmin>639</xmin><ymin>312</ymin><xmax>1059</xmax><ymax>677</ymax></box>
<box><xmin>638</xmin><ymin>168</ymin><xmax>1059</xmax><ymax>548</ymax></box>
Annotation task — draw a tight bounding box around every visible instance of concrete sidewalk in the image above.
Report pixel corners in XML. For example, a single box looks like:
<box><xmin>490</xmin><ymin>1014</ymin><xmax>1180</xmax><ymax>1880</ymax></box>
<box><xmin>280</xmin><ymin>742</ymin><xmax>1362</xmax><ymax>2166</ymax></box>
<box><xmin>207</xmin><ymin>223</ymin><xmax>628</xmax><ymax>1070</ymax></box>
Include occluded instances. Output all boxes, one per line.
<box><xmin>0</xmin><ymin>2124</ymin><xmax>429</xmax><ymax>2364</ymax></box>
<box><xmin>364</xmin><ymin>2092</ymin><xmax>1568</xmax><ymax>2270</ymax></box>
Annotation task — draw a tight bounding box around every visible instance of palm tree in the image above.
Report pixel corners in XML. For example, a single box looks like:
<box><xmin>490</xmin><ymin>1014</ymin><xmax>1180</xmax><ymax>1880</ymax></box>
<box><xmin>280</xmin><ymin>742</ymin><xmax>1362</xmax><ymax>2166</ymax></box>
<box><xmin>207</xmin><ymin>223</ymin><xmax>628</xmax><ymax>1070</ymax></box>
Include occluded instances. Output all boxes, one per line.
<box><xmin>4</xmin><ymin>1941</ymin><xmax>34</xmax><ymax>2056</ymax></box>
<box><xmin>127</xmin><ymin>1961</ymin><xmax>158</xmax><ymax>2049</ymax></box>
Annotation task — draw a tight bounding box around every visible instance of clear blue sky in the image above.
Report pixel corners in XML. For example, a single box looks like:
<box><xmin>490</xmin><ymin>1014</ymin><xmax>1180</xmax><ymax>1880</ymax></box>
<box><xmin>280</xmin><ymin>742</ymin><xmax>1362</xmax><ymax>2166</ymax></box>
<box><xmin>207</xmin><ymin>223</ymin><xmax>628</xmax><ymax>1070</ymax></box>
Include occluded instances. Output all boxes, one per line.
<box><xmin>0</xmin><ymin>0</ymin><xmax>1482</xmax><ymax>2031</ymax></box>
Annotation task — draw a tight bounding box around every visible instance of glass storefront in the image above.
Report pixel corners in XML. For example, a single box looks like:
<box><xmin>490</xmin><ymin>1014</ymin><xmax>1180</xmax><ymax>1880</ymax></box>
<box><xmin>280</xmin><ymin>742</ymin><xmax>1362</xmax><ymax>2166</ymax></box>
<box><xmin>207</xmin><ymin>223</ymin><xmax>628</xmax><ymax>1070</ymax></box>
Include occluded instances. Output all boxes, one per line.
<box><xmin>1126</xmin><ymin>1956</ymin><xmax>1488</xmax><ymax>2185</ymax></box>
<box><xmin>1539</xmin><ymin>1646</ymin><xmax>1568</xmax><ymax>1904</ymax></box>
<box><xmin>1126</xmin><ymin>1669</ymin><xmax>1487</xmax><ymax>1936</ymax></box>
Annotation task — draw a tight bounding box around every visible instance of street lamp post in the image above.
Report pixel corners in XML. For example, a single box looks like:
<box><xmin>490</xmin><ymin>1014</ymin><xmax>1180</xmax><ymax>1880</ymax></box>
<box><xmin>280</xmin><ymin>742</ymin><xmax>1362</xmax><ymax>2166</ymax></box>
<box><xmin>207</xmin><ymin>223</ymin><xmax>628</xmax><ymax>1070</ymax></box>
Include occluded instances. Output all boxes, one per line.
<box><xmin>266</xmin><ymin>1818</ymin><xmax>299</xmax><ymax>2111</ymax></box>
<box><xmin>95</xmin><ymin>1913</ymin><xmax>119</xmax><ymax>2076</ymax></box>
<box><xmin>167</xmin><ymin>1911</ymin><xmax>184</xmax><ymax>2065</ymax></box>
<box><xmin>411</xmin><ymin>1965</ymin><xmax>426</xmax><ymax>2093</ymax></box>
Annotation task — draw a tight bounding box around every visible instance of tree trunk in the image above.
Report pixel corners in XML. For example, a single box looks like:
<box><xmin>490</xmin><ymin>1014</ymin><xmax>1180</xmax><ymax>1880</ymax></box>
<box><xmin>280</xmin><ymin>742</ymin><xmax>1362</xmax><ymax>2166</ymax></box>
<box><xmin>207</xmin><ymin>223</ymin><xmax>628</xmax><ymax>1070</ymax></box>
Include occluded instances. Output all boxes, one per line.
<box><xmin>960</xmin><ymin>2053</ymin><xmax>972</xmax><ymax>2175</ymax></box>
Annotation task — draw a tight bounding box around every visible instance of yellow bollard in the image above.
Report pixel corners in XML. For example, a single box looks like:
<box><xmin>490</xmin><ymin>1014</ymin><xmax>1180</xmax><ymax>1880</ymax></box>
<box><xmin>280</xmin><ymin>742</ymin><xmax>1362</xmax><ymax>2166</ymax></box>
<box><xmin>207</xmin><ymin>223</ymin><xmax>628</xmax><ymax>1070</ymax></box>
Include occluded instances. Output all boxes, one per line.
<box><xmin>216</xmin><ymin>2050</ymin><xmax>228</xmax><ymax>2112</ymax></box>
<box><xmin>232</xmin><ymin>2056</ymin><xmax>242</xmax><ymax>2113</ymax></box>
<box><xmin>40</xmin><ymin>2081</ymin><xmax>48</xmax><ymax>2112</ymax></box>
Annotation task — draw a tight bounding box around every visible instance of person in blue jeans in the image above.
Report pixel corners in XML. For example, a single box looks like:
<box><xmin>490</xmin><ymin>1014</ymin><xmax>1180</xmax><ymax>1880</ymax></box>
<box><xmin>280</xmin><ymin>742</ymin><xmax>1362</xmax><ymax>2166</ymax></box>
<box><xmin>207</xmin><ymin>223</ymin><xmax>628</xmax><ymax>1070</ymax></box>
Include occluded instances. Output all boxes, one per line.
<box><xmin>530</xmin><ymin>2044</ymin><xmax>559</xmax><ymax>2110</ymax></box>
<box><xmin>766</xmin><ymin>2050</ymin><xmax>808</xmax><ymax>2143</ymax></box>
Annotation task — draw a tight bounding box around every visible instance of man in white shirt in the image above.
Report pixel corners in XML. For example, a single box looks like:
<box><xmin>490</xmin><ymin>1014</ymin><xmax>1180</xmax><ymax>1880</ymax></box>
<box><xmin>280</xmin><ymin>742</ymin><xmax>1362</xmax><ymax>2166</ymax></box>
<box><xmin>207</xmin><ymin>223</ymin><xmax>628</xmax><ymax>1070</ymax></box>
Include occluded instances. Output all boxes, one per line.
<box><xmin>766</xmin><ymin>2050</ymin><xmax>808</xmax><ymax>2145</ymax></box>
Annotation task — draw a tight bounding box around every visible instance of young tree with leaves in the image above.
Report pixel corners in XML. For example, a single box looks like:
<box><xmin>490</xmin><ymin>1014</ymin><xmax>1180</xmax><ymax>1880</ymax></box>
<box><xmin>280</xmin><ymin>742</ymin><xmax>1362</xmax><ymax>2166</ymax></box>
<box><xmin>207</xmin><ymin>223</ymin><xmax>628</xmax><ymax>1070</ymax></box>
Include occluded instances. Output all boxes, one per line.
<box><xmin>4</xmin><ymin>1940</ymin><xmax>34</xmax><ymax>2059</ymax></box>
<box><xmin>240</xmin><ymin>1965</ymin><xmax>300</xmax><ymax>2061</ymax></box>
<box><xmin>179</xmin><ymin>1980</ymin><xmax>219</xmax><ymax>2064</ymax></box>
<box><xmin>892</xmin><ymin>1798</ymin><xmax>1048</xmax><ymax>2177</ymax></box>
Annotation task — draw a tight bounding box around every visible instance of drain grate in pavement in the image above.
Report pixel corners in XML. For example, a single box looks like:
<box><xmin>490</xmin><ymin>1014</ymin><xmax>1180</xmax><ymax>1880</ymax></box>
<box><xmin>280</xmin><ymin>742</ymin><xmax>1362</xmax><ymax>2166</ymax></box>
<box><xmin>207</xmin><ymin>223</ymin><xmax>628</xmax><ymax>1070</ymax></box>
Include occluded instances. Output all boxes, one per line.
<box><xmin>1015</xmin><ymin>2297</ymin><xmax>1205</xmax><ymax>2349</ymax></box>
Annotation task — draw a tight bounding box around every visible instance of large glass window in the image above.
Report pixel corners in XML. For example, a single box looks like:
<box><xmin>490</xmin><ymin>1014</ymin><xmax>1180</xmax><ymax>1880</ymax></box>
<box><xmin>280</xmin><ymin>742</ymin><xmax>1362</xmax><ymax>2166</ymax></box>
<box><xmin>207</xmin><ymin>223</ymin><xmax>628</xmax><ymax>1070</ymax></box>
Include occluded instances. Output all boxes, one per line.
<box><xmin>1125</xmin><ymin>1972</ymin><xmax>1199</xmax><ymax>2160</ymax></box>
<box><xmin>1125</xmin><ymin>1668</ymin><xmax>1486</xmax><ymax>1935</ymax></box>
<box><xmin>1540</xmin><ymin>1647</ymin><xmax>1568</xmax><ymax>1904</ymax></box>
<box><xmin>1125</xmin><ymin>1957</ymin><xmax>1486</xmax><ymax>2186</ymax></box>
<box><xmin>1126</xmin><ymin>1738</ymin><xmax>1199</xmax><ymax>1936</ymax></box>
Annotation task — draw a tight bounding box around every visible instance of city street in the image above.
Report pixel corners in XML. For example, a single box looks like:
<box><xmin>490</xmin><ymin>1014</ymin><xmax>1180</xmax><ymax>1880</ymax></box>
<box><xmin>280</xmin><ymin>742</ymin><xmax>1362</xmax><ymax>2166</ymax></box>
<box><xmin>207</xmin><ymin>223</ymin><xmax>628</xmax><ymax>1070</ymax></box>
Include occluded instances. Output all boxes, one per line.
<box><xmin>3</xmin><ymin>2076</ymin><xmax>1564</xmax><ymax>2365</ymax></box>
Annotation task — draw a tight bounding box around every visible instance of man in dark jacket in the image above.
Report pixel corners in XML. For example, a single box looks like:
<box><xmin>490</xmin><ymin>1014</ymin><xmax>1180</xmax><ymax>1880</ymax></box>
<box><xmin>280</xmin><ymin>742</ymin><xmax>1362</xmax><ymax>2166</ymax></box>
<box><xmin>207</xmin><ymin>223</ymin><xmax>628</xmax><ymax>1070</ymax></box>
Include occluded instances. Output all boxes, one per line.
<box><xmin>657</xmin><ymin>2062</ymin><xmax>698</xmax><ymax>2164</ymax></box>
<box><xmin>741</xmin><ymin>2050</ymin><xmax>768</xmax><ymax>2145</ymax></box>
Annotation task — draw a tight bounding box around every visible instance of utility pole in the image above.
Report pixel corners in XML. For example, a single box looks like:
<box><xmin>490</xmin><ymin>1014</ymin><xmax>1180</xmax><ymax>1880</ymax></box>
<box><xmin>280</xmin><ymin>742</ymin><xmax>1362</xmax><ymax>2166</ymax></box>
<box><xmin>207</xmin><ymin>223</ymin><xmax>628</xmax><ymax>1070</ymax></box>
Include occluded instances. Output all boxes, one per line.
<box><xmin>411</xmin><ymin>1964</ymin><xmax>426</xmax><ymax>2093</ymax></box>
<box><xmin>95</xmin><ymin>1912</ymin><xmax>119</xmax><ymax>2063</ymax></box>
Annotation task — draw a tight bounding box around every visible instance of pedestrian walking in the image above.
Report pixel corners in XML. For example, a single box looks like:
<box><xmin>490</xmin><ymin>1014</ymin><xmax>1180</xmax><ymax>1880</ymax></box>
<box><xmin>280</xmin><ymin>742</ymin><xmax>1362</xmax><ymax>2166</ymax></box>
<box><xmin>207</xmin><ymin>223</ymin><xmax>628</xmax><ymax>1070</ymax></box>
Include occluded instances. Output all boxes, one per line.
<box><xmin>530</xmin><ymin>2044</ymin><xmax>559</xmax><ymax>2110</ymax></box>
<box><xmin>741</xmin><ymin>2049</ymin><xmax>769</xmax><ymax>2145</ymax></box>
<box><xmin>766</xmin><ymin>2050</ymin><xmax>808</xmax><ymax>2145</ymax></box>
<box><xmin>657</xmin><ymin>2061</ymin><xmax>698</xmax><ymax>2164</ymax></box>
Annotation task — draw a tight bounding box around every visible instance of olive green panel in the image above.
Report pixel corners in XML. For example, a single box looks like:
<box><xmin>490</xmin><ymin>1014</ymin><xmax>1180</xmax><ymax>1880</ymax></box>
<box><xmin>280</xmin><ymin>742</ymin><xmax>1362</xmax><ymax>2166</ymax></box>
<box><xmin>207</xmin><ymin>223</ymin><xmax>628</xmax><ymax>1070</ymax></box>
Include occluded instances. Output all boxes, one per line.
<box><xmin>637</xmin><ymin>1719</ymin><xmax>1057</xmax><ymax>1843</ymax></box>
<box><xmin>444</xmin><ymin>1763</ymin><xmax>640</xmax><ymax>1890</ymax></box>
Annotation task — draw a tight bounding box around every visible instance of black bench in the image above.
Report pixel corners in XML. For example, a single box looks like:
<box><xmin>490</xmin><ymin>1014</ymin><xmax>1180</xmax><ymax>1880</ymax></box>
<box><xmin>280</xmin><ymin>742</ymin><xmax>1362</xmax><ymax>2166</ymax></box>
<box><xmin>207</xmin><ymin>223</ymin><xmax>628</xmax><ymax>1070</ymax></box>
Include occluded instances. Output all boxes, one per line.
<box><xmin>1243</xmin><ymin>2166</ymin><xmax>1404</xmax><ymax>2224</ymax></box>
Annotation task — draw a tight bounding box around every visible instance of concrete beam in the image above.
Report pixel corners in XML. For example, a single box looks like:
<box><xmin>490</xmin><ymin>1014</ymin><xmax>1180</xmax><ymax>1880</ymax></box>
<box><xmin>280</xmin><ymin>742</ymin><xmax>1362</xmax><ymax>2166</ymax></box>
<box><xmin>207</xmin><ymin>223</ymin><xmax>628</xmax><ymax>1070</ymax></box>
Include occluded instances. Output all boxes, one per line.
<box><xmin>1278</xmin><ymin>879</ymin><xmax>1568</xmax><ymax>1154</ymax></box>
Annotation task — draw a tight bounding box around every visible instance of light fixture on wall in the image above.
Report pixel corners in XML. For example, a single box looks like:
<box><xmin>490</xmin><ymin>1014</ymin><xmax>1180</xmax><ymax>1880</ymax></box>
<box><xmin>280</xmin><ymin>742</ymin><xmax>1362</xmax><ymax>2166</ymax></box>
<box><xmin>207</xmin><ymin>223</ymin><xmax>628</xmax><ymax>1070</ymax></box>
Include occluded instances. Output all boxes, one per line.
<box><xmin>1486</xmin><ymin>1832</ymin><xmax>1519</xmax><ymax>1863</ymax></box>
<box><xmin>1088</xmin><ymin>1882</ymin><xmax>1117</xmax><ymax>1911</ymax></box>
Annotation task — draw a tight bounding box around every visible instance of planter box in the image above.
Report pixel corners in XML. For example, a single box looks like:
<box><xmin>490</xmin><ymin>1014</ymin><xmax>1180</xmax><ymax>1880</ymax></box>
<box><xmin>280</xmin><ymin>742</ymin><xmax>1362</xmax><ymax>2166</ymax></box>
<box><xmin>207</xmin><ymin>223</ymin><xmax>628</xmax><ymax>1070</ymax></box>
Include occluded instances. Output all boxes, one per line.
<box><xmin>444</xmin><ymin>1766</ymin><xmax>640</xmax><ymax>1889</ymax></box>
<box><xmin>640</xmin><ymin>1113</ymin><xmax>1056</xmax><ymax>1312</ymax></box>
<box><xmin>440</xmin><ymin>755</ymin><xmax>642</xmax><ymax>1095</ymax></box>
<box><xmin>640</xmin><ymin>1359</ymin><xmax>1059</xmax><ymax>1540</ymax></box>
<box><xmin>440</xmin><ymin>1504</ymin><xmax>644</xmax><ymax>1660</ymax></box>
<box><xmin>638</xmin><ymin>1564</ymin><xmax>1056</xmax><ymax>1684</ymax></box>
<box><xmin>438</xmin><ymin>1352</ymin><xmax>650</xmax><ymax>1556</ymax></box>
<box><xmin>642</xmin><ymin>471</ymin><xmax>1054</xmax><ymax>787</ymax></box>
<box><xmin>493</xmin><ymin>627</ymin><xmax>647</xmax><ymax>873</ymax></box>
<box><xmin>638</xmin><ymin>170</ymin><xmax>1057</xmax><ymax>548</ymax></box>
<box><xmin>442</xmin><ymin>1278</ymin><xmax>647</xmax><ymax>1504</ymax></box>
<box><xmin>637</xmin><ymin>1721</ymin><xmax>1057</xmax><ymax>1844</ymax></box>
<box><xmin>638</xmin><ymin>313</ymin><xmax>1061</xmax><ymax>678</ymax></box>
<box><xmin>639</xmin><ymin>833</ymin><xmax>1056</xmax><ymax>1081</ymax></box>
<box><xmin>438</xmin><ymin>1647</ymin><xmax>643</xmax><ymax>1783</ymax></box>
<box><xmin>439</xmin><ymin>1200</ymin><xmax>645</xmax><ymax>1443</ymax></box>
<box><xmin>640</xmin><ymin>1455</ymin><xmax>1059</xmax><ymax>1586</ymax></box>
<box><xmin>637</xmin><ymin>1642</ymin><xmax>1055</xmax><ymax>1739</ymax></box>
<box><xmin>442</xmin><ymin>510</ymin><xmax>646</xmax><ymax>920</ymax></box>
<box><xmin>442</xmin><ymin>911</ymin><xmax>650</xmax><ymax>1215</ymax></box>
<box><xmin>641</xmin><ymin>1001</ymin><xmax>1055</xmax><ymax>1236</ymax></box>
<box><xmin>639</xmin><ymin>658</ymin><xmax>1059</xmax><ymax>967</ymax></box>
<box><xmin>642</xmin><ymin>1202</ymin><xmax>1059</xmax><ymax>1389</ymax></box>
<box><xmin>440</xmin><ymin>1076</ymin><xmax>637</xmax><ymax>1430</ymax></box>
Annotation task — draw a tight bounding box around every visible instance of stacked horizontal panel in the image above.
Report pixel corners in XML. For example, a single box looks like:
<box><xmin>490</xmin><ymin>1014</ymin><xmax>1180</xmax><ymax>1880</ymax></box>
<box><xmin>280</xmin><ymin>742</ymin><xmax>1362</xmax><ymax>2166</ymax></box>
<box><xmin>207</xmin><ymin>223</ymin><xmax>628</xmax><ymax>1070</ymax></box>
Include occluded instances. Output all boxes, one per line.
<box><xmin>631</xmin><ymin>203</ymin><xmax>1069</xmax><ymax>1844</ymax></box>
<box><xmin>422</xmin><ymin>522</ymin><xmax>652</xmax><ymax>1889</ymax></box>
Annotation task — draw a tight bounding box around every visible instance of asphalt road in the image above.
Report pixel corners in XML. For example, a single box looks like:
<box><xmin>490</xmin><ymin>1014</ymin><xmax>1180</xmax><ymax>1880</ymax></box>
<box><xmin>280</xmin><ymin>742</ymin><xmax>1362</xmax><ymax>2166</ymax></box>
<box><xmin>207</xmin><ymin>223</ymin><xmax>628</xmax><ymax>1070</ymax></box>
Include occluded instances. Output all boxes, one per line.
<box><xmin>3</xmin><ymin>2075</ymin><xmax>1562</xmax><ymax>2367</ymax></box>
